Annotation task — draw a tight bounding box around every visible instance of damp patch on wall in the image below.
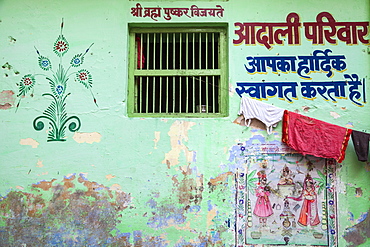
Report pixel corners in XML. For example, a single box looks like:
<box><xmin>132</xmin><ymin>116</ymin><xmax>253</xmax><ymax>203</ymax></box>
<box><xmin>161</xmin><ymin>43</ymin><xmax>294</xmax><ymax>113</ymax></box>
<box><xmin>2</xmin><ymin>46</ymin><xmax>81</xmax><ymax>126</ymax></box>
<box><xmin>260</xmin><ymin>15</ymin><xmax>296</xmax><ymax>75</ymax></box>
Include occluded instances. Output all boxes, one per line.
<box><xmin>0</xmin><ymin>173</ymin><xmax>132</xmax><ymax>246</ymax></box>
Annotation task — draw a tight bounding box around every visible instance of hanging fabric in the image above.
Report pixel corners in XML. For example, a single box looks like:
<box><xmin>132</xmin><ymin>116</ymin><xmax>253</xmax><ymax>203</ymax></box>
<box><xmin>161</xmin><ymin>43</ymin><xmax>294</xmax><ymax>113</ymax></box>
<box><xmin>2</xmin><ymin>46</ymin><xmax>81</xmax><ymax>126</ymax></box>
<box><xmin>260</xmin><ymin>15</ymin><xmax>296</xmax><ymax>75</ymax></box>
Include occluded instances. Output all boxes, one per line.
<box><xmin>238</xmin><ymin>96</ymin><xmax>284</xmax><ymax>134</ymax></box>
<box><xmin>351</xmin><ymin>130</ymin><xmax>370</xmax><ymax>162</ymax></box>
<box><xmin>282</xmin><ymin>110</ymin><xmax>352</xmax><ymax>163</ymax></box>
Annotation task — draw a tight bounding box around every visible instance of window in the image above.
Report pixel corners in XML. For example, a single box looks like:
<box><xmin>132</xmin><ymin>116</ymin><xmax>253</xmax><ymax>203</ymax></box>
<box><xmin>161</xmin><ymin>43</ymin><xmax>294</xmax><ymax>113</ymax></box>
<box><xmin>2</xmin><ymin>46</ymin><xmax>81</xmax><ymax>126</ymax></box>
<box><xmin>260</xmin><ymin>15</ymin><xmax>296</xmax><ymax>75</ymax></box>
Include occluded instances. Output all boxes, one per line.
<box><xmin>128</xmin><ymin>24</ymin><xmax>228</xmax><ymax>117</ymax></box>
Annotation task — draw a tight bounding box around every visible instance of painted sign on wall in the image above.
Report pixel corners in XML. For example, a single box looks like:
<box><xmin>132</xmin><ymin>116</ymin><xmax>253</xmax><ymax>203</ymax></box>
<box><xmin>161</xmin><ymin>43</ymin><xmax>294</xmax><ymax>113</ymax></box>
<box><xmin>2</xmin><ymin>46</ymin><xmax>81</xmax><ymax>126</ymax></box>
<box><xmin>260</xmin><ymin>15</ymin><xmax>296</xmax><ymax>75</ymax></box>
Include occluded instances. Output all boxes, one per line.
<box><xmin>233</xmin><ymin>12</ymin><xmax>369</xmax><ymax>49</ymax></box>
<box><xmin>234</xmin><ymin>12</ymin><xmax>369</xmax><ymax>107</ymax></box>
<box><xmin>131</xmin><ymin>3</ymin><xmax>224</xmax><ymax>21</ymax></box>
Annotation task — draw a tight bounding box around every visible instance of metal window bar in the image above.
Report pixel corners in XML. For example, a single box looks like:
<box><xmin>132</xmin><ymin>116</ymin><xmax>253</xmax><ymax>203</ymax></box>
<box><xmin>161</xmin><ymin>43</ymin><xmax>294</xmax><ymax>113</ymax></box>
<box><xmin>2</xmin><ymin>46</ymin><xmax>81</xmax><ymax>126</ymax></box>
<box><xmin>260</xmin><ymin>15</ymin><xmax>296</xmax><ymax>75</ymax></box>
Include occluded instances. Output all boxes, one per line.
<box><xmin>134</xmin><ymin>30</ymin><xmax>221</xmax><ymax>115</ymax></box>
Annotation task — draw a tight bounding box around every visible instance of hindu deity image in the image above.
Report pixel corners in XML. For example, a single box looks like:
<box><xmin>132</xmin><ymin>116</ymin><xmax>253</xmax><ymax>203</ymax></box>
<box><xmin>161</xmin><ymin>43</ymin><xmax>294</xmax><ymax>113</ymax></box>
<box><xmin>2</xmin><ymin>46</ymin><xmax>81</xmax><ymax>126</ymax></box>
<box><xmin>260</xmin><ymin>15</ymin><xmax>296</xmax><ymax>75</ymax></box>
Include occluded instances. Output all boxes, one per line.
<box><xmin>253</xmin><ymin>170</ymin><xmax>273</xmax><ymax>227</ymax></box>
<box><xmin>278</xmin><ymin>165</ymin><xmax>295</xmax><ymax>185</ymax></box>
<box><xmin>277</xmin><ymin>164</ymin><xmax>296</xmax><ymax>198</ymax></box>
<box><xmin>287</xmin><ymin>173</ymin><xmax>320</xmax><ymax>227</ymax></box>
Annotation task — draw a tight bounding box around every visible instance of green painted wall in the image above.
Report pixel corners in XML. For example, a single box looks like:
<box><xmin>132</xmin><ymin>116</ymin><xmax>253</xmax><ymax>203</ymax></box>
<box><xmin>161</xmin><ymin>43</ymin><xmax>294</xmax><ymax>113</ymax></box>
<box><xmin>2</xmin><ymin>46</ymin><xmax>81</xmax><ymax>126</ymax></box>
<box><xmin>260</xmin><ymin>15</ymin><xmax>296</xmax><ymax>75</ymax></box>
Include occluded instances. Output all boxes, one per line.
<box><xmin>0</xmin><ymin>0</ymin><xmax>368</xmax><ymax>246</ymax></box>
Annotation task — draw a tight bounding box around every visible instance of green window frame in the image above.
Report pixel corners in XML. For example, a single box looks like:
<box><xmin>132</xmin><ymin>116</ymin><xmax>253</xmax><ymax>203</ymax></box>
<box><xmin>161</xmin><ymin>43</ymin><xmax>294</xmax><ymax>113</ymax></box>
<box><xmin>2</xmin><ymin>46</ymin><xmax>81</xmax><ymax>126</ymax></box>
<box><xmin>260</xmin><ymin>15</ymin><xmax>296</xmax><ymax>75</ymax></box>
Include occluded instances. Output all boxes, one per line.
<box><xmin>128</xmin><ymin>24</ymin><xmax>228</xmax><ymax>118</ymax></box>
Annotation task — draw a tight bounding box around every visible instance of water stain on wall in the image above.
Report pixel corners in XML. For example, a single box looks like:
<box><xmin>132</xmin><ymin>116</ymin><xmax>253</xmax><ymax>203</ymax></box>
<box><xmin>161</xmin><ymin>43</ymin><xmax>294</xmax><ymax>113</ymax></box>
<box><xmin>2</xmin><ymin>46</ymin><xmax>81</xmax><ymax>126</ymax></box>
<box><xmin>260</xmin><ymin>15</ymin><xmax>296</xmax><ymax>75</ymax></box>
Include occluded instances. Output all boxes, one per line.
<box><xmin>0</xmin><ymin>173</ymin><xmax>132</xmax><ymax>246</ymax></box>
<box><xmin>176</xmin><ymin>165</ymin><xmax>204</xmax><ymax>205</ymax></box>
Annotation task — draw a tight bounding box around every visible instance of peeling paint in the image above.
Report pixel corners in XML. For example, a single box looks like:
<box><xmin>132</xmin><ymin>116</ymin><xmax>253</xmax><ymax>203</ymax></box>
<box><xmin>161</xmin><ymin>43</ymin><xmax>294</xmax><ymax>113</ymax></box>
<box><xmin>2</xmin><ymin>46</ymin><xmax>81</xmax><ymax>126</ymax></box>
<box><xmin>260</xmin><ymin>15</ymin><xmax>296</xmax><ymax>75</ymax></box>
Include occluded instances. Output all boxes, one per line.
<box><xmin>209</xmin><ymin>172</ymin><xmax>233</xmax><ymax>186</ymax></box>
<box><xmin>146</xmin><ymin>200</ymin><xmax>186</xmax><ymax>229</ymax></box>
<box><xmin>229</xmin><ymin>82</ymin><xmax>234</xmax><ymax>96</ymax></box>
<box><xmin>176</xmin><ymin>165</ymin><xmax>204</xmax><ymax>205</ymax></box>
<box><xmin>0</xmin><ymin>90</ymin><xmax>15</xmax><ymax>109</ymax></box>
<box><xmin>162</xmin><ymin>120</ymin><xmax>196</xmax><ymax>167</ymax></box>
<box><xmin>208</xmin><ymin>172</ymin><xmax>233</xmax><ymax>192</ymax></box>
<box><xmin>73</xmin><ymin>132</ymin><xmax>101</xmax><ymax>144</ymax></box>
<box><xmin>36</xmin><ymin>159</ymin><xmax>44</xmax><ymax>167</ymax></box>
<box><xmin>301</xmin><ymin>105</ymin><xmax>310</xmax><ymax>112</ymax></box>
<box><xmin>110</xmin><ymin>183</ymin><xmax>121</xmax><ymax>191</ymax></box>
<box><xmin>32</xmin><ymin>179</ymin><xmax>57</xmax><ymax>191</ymax></box>
<box><xmin>346</xmin><ymin>122</ymin><xmax>354</xmax><ymax>128</ymax></box>
<box><xmin>106</xmin><ymin>174</ymin><xmax>116</xmax><ymax>181</ymax></box>
<box><xmin>19</xmin><ymin>138</ymin><xmax>39</xmax><ymax>148</ymax></box>
<box><xmin>344</xmin><ymin>210</ymin><xmax>370</xmax><ymax>247</ymax></box>
<box><xmin>153</xmin><ymin>131</ymin><xmax>160</xmax><ymax>149</ymax></box>
<box><xmin>36</xmin><ymin>171</ymin><xmax>49</xmax><ymax>176</ymax></box>
<box><xmin>0</xmin><ymin>174</ymin><xmax>132</xmax><ymax>246</ymax></box>
<box><xmin>330</xmin><ymin>111</ymin><xmax>341</xmax><ymax>119</ymax></box>
<box><xmin>355</xmin><ymin>187</ymin><xmax>363</xmax><ymax>197</ymax></box>
<box><xmin>207</xmin><ymin>207</ymin><xmax>217</xmax><ymax>228</ymax></box>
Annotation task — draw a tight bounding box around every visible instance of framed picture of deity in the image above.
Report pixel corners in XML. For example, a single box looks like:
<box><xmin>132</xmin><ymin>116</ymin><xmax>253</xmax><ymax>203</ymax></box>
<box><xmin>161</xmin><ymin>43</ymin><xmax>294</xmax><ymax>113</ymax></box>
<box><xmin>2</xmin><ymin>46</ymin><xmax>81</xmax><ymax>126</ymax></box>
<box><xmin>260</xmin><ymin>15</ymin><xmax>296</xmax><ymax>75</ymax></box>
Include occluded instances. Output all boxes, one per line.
<box><xmin>235</xmin><ymin>142</ymin><xmax>338</xmax><ymax>246</ymax></box>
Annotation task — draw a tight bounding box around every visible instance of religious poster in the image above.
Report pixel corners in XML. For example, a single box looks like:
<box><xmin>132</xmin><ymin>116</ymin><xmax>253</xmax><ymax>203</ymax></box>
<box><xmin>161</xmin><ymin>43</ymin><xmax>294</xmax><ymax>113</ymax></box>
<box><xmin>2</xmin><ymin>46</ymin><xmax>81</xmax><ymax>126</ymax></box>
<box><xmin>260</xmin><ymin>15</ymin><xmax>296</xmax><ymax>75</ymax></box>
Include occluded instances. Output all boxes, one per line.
<box><xmin>235</xmin><ymin>141</ymin><xmax>337</xmax><ymax>246</ymax></box>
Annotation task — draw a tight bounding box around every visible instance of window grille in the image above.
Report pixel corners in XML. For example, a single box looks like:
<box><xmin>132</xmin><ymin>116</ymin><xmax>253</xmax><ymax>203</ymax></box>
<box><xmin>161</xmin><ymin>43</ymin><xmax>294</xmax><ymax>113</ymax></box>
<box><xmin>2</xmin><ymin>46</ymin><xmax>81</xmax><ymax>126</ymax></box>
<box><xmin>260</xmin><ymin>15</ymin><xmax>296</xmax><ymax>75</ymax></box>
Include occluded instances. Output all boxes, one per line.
<box><xmin>128</xmin><ymin>26</ymin><xmax>228</xmax><ymax>117</ymax></box>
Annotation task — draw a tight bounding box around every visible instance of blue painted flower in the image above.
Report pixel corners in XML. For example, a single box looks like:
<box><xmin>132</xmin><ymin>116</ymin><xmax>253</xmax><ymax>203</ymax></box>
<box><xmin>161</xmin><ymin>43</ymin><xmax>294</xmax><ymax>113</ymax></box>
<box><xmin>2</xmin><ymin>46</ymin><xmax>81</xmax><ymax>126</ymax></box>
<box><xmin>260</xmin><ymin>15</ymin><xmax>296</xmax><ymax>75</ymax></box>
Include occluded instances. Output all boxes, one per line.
<box><xmin>70</xmin><ymin>54</ymin><xmax>84</xmax><ymax>67</ymax></box>
<box><xmin>240</xmin><ymin>146</ymin><xmax>245</xmax><ymax>151</ymax></box>
<box><xmin>330</xmin><ymin>229</ymin><xmax>336</xmax><ymax>235</ymax></box>
<box><xmin>239</xmin><ymin>199</ymin><xmax>244</xmax><ymax>204</ymax></box>
<box><xmin>238</xmin><ymin>229</ymin><xmax>242</xmax><ymax>234</ymax></box>
<box><xmin>38</xmin><ymin>56</ymin><xmax>52</xmax><ymax>71</ymax></box>
<box><xmin>56</xmin><ymin>85</ymin><xmax>64</xmax><ymax>95</ymax></box>
<box><xmin>240</xmin><ymin>173</ymin><xmax>245</xmax><ymax>177</ymax></box>
<box><xmin>329</xmin><ymin>200</ymin><xmax>334</xmax><ymax>205</ymax></box>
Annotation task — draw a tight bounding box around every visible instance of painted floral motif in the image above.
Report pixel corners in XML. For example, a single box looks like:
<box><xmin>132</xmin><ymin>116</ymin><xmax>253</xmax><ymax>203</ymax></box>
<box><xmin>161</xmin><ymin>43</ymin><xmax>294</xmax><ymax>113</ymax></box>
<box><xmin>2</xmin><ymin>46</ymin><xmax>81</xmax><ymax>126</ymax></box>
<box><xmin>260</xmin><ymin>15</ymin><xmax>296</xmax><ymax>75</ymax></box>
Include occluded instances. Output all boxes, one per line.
<box><xmin>38</xmin><ymin>56</ymin><xmax>52</xmax><ymax>71</ymax></box>
<box><xmin>54</xmin><ymin>36</ymin><xmax>69</xmax><ymax>57</ymax></box>
<box><xmin>56</xmin><ymin>85</ymin><xmax>64</xmax><ymax>95</ymax></box>
<box><xmin>18</xmin><ymin>74</ymin><xmax>36</xmax><ymax>97</ymax></box>
<box><xmin>71</xmin><ymin>54</ymin><xmax>84</xmax><ymax>67</ymax></box>
<box><xmin>76</xmin><ymin>69</ymin><xmax>92</xmax><ymax>89</ymax></box>
<box><xmin>17</xmin><ymin>20</ymin><xmax>97</xmax><ymax>142</ymax></box>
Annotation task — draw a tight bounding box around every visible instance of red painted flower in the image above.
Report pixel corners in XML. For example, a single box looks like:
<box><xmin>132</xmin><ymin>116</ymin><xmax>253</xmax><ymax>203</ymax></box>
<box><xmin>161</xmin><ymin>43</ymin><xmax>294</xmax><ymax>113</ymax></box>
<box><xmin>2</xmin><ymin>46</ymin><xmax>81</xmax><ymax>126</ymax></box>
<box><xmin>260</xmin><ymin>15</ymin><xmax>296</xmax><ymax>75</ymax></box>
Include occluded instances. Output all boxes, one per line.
<box><xmin>23</xmin><ymin>77</ymin><xmax>33</xmax><ymax>86</ymax></box>
<box><xmin>53</xmin><ymin>35</ymin><xmax>69</xmax><ymax>57</ymax></box>
<box><xmin>79</xmin><ymin>72</ymin><xmax>88</xmax><ymax>81</ymax></box>
<box><xmin>55</xmin><ymin>41</ymin><xmax>68</xmax><ymax>52</ymax></box>
<box><xmin>18</xmin><ymin>74</ymin><xmax>36</xmax><ymax>96</ymax></box>
<box><xmin>76</xmin><ymin>69</ymin><xmax>92</xmax><ymax>89</ymax></box>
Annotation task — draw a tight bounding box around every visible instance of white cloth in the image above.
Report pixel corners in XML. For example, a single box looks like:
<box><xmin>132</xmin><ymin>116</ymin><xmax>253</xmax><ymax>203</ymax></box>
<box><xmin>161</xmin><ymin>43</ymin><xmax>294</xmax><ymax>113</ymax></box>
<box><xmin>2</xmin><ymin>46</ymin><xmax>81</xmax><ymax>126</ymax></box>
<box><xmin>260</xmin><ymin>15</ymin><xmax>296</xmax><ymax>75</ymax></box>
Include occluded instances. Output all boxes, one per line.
<box><xmin>238</xmin><ymin>96</ymin><xmax>284</xmax><ymax>134</ymax></box>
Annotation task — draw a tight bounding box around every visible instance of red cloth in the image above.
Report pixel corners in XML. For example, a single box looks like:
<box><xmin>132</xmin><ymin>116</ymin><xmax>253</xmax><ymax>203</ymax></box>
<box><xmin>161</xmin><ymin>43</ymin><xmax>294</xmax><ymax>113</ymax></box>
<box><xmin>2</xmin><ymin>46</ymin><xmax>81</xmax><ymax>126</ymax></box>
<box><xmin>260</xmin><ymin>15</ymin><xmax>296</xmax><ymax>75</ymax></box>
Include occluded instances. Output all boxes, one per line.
<box><xmin>282</xmin><ymin>110</ymin><xmax>352</xmax><ymax>163</ymax></box>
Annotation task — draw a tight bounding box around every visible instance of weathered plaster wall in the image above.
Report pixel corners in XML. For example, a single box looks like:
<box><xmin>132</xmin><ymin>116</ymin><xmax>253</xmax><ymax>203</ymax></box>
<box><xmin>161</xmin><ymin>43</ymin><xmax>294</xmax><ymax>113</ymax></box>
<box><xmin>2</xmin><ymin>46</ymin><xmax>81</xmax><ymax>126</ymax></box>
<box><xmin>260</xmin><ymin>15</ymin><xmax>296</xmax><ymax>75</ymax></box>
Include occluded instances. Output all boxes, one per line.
<box><xmin>0</xmin><ymin>0</ymin><xmax>369</xmax><ymax>246</ymax></box>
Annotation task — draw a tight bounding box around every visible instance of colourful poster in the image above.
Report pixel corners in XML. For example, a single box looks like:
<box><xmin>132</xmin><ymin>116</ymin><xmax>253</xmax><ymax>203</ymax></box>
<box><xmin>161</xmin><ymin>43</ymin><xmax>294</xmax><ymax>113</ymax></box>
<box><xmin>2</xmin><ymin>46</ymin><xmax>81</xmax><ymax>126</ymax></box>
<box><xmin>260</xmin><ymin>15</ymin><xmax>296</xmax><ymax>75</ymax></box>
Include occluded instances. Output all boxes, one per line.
<box><xmin>235</xmin><ymin>141</ymin><xmax>337</xmax><ymax>246</ymax></box>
